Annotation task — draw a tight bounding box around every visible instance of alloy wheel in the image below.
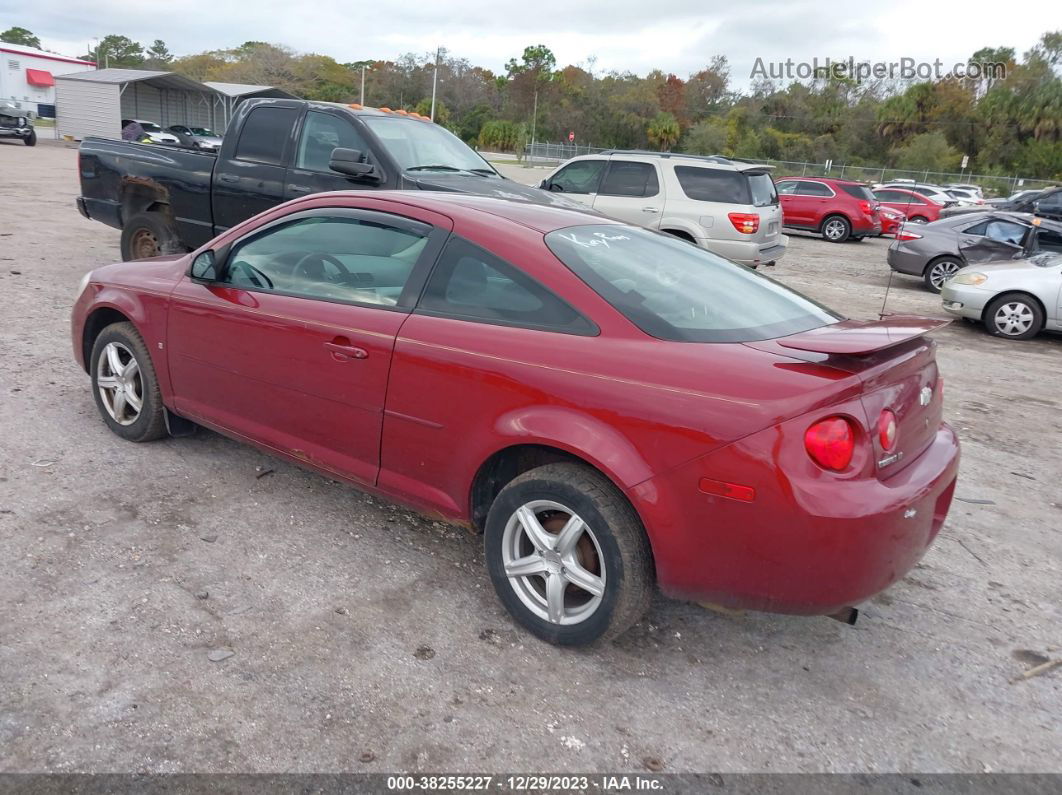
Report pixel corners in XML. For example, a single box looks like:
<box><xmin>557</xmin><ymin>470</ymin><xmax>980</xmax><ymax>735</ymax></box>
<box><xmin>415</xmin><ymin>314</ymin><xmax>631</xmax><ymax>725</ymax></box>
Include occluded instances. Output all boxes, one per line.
<box><xmin>501</xmin><ymin>500</ymin><xmax>605</xmax><ymax>625</ymax></box>
<box><xmin>992</xmin><ymin>301</ymin><xmax>1035</xmax><ymax>337</ymax></box>
<box><xmin>824</xmin><ymin>219</ymin><xmax>847</xmax><ymax>241</ymax></box>
<box><xmin>928</xmin><ymin>260</ymin><xmax>961</xmax><ymax>290</ymax></box>
<box><xmin>96</xmin><ymin>342</ymin><xmax>144</xmax><ymax>425</ymax></box>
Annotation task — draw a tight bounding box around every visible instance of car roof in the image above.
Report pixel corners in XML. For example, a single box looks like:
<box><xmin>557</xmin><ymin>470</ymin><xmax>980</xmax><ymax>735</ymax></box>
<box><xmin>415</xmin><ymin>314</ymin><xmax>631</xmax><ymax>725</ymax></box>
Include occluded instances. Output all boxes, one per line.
<box><xmin>779</xmin><ymin>176</ymin><xmax>868</xmax><ymax>186</ymax></box>
<box><xmin>567</xmin><ymin>151</ymin><xmax>770</xmax><ymax>172</ymax></box>
<box><xmin>293</xmin><ymin>190</ymin><xmax>617</xmax><ymax>233</ymax></box>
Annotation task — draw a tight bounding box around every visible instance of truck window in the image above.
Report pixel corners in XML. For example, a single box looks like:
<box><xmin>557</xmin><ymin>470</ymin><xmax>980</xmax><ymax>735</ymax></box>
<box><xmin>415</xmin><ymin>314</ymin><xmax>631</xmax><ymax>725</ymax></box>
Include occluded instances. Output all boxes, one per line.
<box><xmin>235</xmin><ymin>107</ymin><xmax>298</xmax><ymax>166</ymax></box>
<box><xmin>296</xmin><ymin>111</ymin><xmax>370</xmax><ymax>173</ymax></box>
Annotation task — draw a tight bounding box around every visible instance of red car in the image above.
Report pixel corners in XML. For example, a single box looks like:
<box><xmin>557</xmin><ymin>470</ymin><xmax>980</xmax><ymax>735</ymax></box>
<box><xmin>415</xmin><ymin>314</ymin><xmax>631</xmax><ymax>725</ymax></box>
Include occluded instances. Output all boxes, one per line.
<box><xmin>775</xmin><ymin>177</ymin><xmax>882</xmax><ymax>242</ymax></box>
<box><xmin>871</xmin><ymin>187</ymin><xmax>943</xmax><ymax>224</ymax></box>
<box><xmin>71</xmin><ymin>191</ymin><xmax>959</xmax><ymax>646</ymax></box>
<box><xmin>878</xmin><ymin>205</ymin><xmax>906</xmax><ymax>237</ymax></box>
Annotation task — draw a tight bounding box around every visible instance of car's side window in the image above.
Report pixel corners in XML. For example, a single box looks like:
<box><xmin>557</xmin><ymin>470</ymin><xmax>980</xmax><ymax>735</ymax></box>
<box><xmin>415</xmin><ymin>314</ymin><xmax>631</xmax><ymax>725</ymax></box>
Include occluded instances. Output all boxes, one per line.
<box><xmin>218</xmin><ymin>214</ymin><xmax>430</xmax><ymax>307</ymax></box>
<box><xmin>234</xmin><ymin>106</ymin><xmax>299</xmax><ymax>165</ymax></box>
<box><xmin>674</xmin><ymin>166</ymin><xmax>749</xmax><ymax>203</ymax></box>
<box><xmin>418</xmin><ymin>236</ymin><xmax>595</xmax><ymax>334</ymax></box>
<box><xmin>296</xmin><ymin>111</ymin><xmax>371</xmax><ymax>173</ymax></box>
<box><xmin>548</xmin><ymin>160</ymin><xmax>606</xmax><ymax>194</ymax></box>
<box><xmin>775</xmin><ymin>181</ymin><xmax>798</xmax><ymax>195</ymax></box>
<box><xmin>599</xmin><ymin>161</ymin><xmax>659</xmax><ymax>198</ymax></box>
<box><xmin>796</xmin><ymin>181</ymin><xmax>832</xmax><ymax>197</ymax></box>
<box><xmin>964</xmin><ymin>219</ymin><xmax>1026</xmax><ymax>244</ymax></box>
<box><xmin>1033</xmin><ymin>228</ymin><xmax>1062</xmax><ymax>253</ymax></box>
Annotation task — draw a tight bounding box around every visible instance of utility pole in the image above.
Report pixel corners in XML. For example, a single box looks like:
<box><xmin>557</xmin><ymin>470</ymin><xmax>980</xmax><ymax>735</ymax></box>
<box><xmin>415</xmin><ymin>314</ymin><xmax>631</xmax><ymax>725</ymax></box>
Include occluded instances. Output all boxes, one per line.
<box><xmin>430</xmin><ymin>46</ymin><xmax>441</xmax><ymax>121</ymax></box>
<box><xmin>530</xmin><ymin>87</ymin><xmax>538</xmax><ymax>164</ymax></box>
<box><xmin>360</xmin><ymin>65</ymin><xmax>366</xmax><ymax>105</ymax></box>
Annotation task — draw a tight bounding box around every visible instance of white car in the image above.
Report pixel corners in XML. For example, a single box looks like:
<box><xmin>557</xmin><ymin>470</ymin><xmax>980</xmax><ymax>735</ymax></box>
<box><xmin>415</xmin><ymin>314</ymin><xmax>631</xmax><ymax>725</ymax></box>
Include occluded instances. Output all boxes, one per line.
<box><xmin>539</xmin><ymin>151</ymin><xmax>787</xmax><ymax>267</ymax></box>
<box><xmin>121</xmin><ymin>119</ymin><xmax>179</xmax><ymax>144</ymax></box>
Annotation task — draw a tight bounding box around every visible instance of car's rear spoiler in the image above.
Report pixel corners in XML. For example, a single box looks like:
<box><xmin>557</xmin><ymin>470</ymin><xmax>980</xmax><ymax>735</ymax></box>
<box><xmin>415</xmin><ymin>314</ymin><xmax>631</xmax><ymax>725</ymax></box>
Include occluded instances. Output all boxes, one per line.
<box><xmin>776</xmin><ymin>316</ymin><xmax>950</xmax><ymax>355</ymax></box>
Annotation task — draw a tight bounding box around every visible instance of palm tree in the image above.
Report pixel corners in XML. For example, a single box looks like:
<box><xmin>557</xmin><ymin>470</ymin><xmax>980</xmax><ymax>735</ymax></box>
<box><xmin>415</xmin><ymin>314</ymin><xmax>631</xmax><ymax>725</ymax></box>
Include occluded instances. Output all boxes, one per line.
<box><xmin>647</xmin><ymin>112</ymin><xmax>680</xmax><ymax>151</ymax></box>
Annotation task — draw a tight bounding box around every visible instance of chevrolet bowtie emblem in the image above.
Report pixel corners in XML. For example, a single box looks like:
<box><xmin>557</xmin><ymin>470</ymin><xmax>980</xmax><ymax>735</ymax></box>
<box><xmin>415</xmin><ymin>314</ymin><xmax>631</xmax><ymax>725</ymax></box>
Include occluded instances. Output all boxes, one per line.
<box><xmin>919</xmin><ymin>386</ymin><xmax>933</xmax><ymax>406</ymax></box>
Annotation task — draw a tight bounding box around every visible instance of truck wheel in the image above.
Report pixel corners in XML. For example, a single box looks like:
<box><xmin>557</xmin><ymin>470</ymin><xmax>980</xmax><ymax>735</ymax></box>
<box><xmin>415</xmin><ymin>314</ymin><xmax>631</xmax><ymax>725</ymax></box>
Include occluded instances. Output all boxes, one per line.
<box><xmin>120</xmin><ymin>212</ymin><xmax>181</xmax><ymax>261</ymax></box>
<box><xmin>24</xmin><ymin>129</ymin><xmax>36</xmax><ymax>146</ymax></box>
<box><xmin>484</xmin><ymin>462</ymin><xmax>653</xmax><ymax>646</ymax></box>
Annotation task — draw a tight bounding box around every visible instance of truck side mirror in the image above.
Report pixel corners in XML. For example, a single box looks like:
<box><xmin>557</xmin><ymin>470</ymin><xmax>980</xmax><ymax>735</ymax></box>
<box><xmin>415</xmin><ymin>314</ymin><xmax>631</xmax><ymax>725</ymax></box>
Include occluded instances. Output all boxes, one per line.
<box><xmin>330</xmin><ymin>148</ymin><xmax>377</xmax><ymax>178</ymax></box>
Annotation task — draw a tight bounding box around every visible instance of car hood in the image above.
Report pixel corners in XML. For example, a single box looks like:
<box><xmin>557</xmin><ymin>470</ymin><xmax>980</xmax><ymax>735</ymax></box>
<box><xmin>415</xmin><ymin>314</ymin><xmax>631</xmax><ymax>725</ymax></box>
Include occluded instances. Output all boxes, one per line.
<box><xmin>196</xmin><ymin>136</ymin><xmax>223</xmax><ymax>146</ymax></box>
<box><xmin>405</xmin><ymin>172</ymin><xmax>589</xmax><ymax>210</ymax></box>
<box><xmin>956</xmin><ymin>256</ymin><xmax>1046</xmax><ymax>275</ymax></box>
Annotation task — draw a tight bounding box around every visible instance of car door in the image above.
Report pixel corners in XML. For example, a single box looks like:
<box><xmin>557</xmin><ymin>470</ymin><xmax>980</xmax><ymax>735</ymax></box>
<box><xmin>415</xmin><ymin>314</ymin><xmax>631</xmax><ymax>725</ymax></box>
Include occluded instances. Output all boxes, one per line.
<box><xmin>1033</xmin><ymin>190</ymin><xmax>1062</xmax><ymax>221</ymax></box>
<box><xmin>541</xmin><ymin>158</ymin><xmax>607</xmax><ymax>208</ymax></box>
<box><xmin>776</xmin><ymin>179</ymin><xmax>802</xmax><ymax>226</ymax></box>
<box><xmin>166</xmin><ymin>206</ymin><xmax>450</xmax><ymax>486</ymax></box>
<box><xmin>212</xmin><ymin>104</ymin><xmax>300</xmax><ymax>232</ymax></box>
<box><xmin>592</xmin><ymin>160</ymin><xmax>663</xmax><ymax>227</ymax></box>
<box><xmin>956</xmin><ymin>218</ymin><xmax>1030</xmax><ymax>264</ymax></box>
<box><xmin>284</xmin><ymin>109</ymin><xmax>382</xmax><ymax>200</ymax></box>
<box><xmin>793</xmin><ymin>180</ymin><xmax>833</xmax><ymax>228</ymax></box>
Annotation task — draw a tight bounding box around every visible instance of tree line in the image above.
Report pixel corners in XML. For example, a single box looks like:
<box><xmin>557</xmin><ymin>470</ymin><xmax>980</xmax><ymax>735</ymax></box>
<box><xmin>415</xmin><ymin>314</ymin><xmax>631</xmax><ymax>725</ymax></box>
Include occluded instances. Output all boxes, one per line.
<box><xmin>3</xmin><ymin>25</ymin><xmax>1060</xmax><ymax>180</ymax></box>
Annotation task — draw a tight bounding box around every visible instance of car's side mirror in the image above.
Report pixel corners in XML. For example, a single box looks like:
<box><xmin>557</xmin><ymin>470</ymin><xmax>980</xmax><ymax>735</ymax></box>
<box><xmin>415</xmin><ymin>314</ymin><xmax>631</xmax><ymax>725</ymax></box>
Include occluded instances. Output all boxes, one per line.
<box><xmin>539</xmin><ymin>179</ymin><xmax>549</xmax><ymax>189</ymax></box>
<box><xmin>190</xmin><ymin>250</ymin><xmax>218</xmax><ymax>282</ymax></box>
<box><xmin>330</xmin><ymin>148</ymin><xmax>378</xmax><ymax>179</ymax></box>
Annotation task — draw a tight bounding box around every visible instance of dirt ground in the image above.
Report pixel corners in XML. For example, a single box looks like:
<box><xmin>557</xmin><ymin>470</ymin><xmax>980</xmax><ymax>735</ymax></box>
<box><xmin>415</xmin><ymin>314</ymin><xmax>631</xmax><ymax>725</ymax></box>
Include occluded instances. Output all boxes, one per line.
<box><xmin>1</xmin><ymin>141</ymin><xmax>1059</xmax><ymax>774</ymax></box>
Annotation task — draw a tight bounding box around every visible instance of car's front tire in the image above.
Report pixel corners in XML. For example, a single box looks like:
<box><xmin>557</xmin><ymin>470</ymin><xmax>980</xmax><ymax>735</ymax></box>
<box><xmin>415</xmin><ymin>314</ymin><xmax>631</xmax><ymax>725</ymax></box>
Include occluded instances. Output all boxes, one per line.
<box><xmin>89</xmin><ymin>322</ymin><xmax>167</xmax><ymax>442</ymax></box>
<box><xmin>484</xmin><ymin>462</ymin><xmax>653</xmax><ymax>646</ymax></box>
<box><xmin>24</xmin><ymin>129</ymin><xmax>36</xmax><ymax>146</ymax></box>
<box><xmin>821</xmin><ymin>215</ymin><xmax>851</xmax><ymax>243</ymax></box>
<box><xmin>984</xmin><ymin>293</ymin><xmax>1044</xmax><ymax>340</ymax></box>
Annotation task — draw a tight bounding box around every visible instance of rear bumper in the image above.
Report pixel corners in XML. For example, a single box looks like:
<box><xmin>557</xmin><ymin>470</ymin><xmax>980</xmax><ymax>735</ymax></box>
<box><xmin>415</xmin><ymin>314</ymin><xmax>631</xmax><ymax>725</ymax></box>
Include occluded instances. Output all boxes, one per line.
<box><xmin>701</xmin><ymin>236</ymin><xmax>788</xmax><ymax>266</ymax></box>
<box><xmin>630</xmin><ymin>421</ymin><xmax>960</xmax><ymax>615</ymax></box>
<box><xmin>887</xmin><ymin>245</ymin><xmax>926</xmax><ymax>276</ymax></box>
<box><xmin>77</xmin><ymin>197</ymin><xmax>122</xmax><ymax>229</ymax></box>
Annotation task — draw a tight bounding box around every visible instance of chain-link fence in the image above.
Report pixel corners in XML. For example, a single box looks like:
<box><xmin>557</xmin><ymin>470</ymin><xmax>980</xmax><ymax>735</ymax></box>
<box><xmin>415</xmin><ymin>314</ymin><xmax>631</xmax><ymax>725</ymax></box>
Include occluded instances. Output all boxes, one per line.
<box><xmin>521</xmin><ymin>142</ymin><xmax>1057</xmax><ymax>196</ymax></box>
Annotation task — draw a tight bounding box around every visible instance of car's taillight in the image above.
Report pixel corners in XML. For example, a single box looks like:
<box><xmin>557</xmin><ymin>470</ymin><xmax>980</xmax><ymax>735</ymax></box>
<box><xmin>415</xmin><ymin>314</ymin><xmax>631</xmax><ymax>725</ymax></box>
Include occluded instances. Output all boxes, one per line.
<box><xmin>896</xmin><ymin>229</ymin><xmax>922</xmax><ymax>241</ymax></box>
<box><xmin>859</xmin><ymin>200</ymin><xmax>874</xmax><ymax>215</ymax></box>
<box><xmin>877</xmin><ymin>409</ymin><xmax>898</xmax><ymax>452</ymax></box>
<box><xmin>804</xmin><ymin>416</ymin><xmax>856</xmax><ymax>471</ymax></box>
<box><xmin>728</xmin><ymin>212</ymin><xmax>760</xmax><ymax>234</ymax></box>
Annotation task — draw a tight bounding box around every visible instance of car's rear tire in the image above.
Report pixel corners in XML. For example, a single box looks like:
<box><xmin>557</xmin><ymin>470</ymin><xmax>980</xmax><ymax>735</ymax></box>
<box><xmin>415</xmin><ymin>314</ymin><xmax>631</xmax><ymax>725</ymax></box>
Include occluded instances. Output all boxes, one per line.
<box><xmin>484</xmin><ymin>462</ymin><xmax>653</xmax><ymax>646</ymax></box>
<box><xmin>984</xmin><ymin>293</ymin><xmax>1044</xmax><ymax>340</ymax></box>
<box><xmin>89</xmin><ymin>322</ymin><xmax>167</xmax><ymax>442</ymax></box>
<box><xmin>909</xmin><ymin>216</ymin><xmax>928</xmax><ymax>224</ymax></box>
<box><xmin>821</xmin><ymin>215</ymin><xmax>851</xmax><ymax>243</ymax></box>
<box><xmin>120</xmin><ymin>212</ymin><xmax>182</xmax><ymax>261</ymax></box>
<box><xmin>923</xmin><ymin>257</ymin><xmax>963</xmax><ymax>293</ymax></box>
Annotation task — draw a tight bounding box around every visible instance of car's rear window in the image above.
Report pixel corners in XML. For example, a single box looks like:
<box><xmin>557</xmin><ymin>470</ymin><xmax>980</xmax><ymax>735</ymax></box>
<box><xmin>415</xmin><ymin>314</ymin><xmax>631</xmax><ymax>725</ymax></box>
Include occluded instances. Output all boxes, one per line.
<box><xmin>840</xmin><ymin>183</ymin><xmax>875</xmax><ymax>201</ymax></box>
<box><xmin>545</xmin><ymin>224</ymin><xmax>840</xmax><ymax>343</ymax></box>
<box><xmin>675</xmin><ymin>167</ymin><xmax>778</xmax><ymax>208</ymax></box>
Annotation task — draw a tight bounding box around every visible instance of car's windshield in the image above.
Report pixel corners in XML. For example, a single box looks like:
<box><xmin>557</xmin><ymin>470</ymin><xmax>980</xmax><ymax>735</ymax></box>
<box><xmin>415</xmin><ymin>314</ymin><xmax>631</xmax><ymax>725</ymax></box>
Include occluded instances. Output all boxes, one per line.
<box><xmin>1029</xmin><ymin>252</ymin><xmax>1062</xmax><ymax>268</ymax></box>
<box><xmin>189</xmin><ymin>127</ymin><xmax>217</xmax><ymax>136</ymax></box>
<box><xmin>361</xmin><ymin>116</ymin><xmax>497</xmax><ymax>175</ymax></box>
<box><xmin>546</xmin><ymin>224</ymin><xmax>841</xmax><ymax>343</ymax></box>
<box><xmin>139</xmin><ymin>121</ymin><xmax>162</xmax><ymax>132</ymax></box>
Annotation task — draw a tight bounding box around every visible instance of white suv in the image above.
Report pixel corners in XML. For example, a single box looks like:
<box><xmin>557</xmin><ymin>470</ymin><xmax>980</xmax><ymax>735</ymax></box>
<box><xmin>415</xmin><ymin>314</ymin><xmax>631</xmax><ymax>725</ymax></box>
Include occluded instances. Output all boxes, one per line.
<box><xmin>539</xmin><ymin>151</ymin><xmax>787</xmax><ymax>266</ymax></box>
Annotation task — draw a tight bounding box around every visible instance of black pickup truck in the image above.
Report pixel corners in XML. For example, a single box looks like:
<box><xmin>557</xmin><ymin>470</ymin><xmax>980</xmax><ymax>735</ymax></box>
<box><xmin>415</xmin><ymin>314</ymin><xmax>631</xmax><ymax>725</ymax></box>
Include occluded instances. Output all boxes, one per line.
<box><xmin>77</xmin><ymin>98</ymin><xmax>571</xmax><ymax>260</ymax></box>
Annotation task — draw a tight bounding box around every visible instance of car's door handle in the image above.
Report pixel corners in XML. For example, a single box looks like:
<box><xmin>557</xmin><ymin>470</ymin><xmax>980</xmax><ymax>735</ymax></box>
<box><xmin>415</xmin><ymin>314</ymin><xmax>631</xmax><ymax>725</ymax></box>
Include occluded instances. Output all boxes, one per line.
<box><xmin>219</xmin><ymin>174</ymin><xmax>238</xmax><ymax>184</ymax></box>
<box><xmin>324</xmin><ymin>340</ymin><xmax>368</xmax><ymax>361</ymax></box>
<box><xmin>290</xmin><ymin>186</ymin><xmax>312</xmax><ymax>194</ymax></box>
<box><xmin>642</xmin><ymin>207</ymin><xmax>659</xmax><ymax>213</ymax></box>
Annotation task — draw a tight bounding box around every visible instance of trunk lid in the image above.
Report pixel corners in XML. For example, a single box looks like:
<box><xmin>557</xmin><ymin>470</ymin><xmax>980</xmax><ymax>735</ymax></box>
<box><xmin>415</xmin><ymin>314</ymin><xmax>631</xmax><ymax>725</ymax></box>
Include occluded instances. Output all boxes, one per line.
<box><xmin>748</xmin><ymin>316</ymin><xmax>947</xmax><ymax>477</ymax></box>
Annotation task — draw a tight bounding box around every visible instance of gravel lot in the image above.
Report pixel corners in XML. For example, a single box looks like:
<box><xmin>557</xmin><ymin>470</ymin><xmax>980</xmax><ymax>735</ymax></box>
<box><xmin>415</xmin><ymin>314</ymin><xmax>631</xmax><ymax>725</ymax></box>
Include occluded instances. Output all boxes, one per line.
<box><xmin>1</xmin><ymin>141</ymin><xmax>1059</xmax><ymax>774</ymax></box>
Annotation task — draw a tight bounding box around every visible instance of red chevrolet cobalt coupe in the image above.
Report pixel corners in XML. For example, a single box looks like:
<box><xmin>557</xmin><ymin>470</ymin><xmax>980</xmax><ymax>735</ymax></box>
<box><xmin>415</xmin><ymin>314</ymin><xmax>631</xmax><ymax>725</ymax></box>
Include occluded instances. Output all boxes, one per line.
<box><xmin>72</xmin><ymin>192</ymin><xmax>959</xmax><ymax>646</ymax></box>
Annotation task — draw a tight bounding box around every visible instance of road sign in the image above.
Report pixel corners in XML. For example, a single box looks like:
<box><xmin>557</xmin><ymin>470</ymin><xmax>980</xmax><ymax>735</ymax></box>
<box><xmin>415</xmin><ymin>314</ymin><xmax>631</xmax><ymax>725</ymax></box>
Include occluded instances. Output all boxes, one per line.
<box><xmin>961</xmin><ymin>154</ymin><xmax>969</xmax><ymax>169</ymax></box>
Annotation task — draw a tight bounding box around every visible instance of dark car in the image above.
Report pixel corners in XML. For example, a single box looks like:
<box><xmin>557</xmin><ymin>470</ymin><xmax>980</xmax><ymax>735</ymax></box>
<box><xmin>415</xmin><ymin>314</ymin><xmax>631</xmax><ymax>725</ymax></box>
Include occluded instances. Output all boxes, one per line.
<box><xmin>775</xmin><ymin>177</ymin><xmax>881</xmax><ymax>242</ymax></box>
<box><xmin>78</xmin><ymin>99</ymin><xmax>580</xmax><ymax>261</ymax></box>
<box><xmin>72</xmin><ymin>190</ymin><xmax>958</xmax><ymax>646</ymax></box>
<box><xmin>942</xmin><ymin>186</ymin><xmax>1062</xmax><ymax>221</ymax></box>
<box><xmin>887</xmin><ymin>211</ymin><xmax>1062</xmax><ymax>292</ymax></box>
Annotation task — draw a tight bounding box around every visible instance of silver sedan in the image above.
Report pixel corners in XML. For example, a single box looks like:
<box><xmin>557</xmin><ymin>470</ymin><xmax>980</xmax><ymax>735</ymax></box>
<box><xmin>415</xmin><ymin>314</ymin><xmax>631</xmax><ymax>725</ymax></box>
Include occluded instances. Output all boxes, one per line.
<box><xmin>942</xmin><ymin>247</ymin><xmax>1062</xmax><ymax>340</ymax></box>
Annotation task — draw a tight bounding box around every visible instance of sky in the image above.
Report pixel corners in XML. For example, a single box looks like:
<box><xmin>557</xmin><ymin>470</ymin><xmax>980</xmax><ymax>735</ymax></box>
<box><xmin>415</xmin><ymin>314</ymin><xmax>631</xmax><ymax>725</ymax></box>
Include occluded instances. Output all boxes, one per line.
<box><xmin>2</xmin><ymin>0</ymin><xmax>1057</xmax><ymax>87</ymax></box>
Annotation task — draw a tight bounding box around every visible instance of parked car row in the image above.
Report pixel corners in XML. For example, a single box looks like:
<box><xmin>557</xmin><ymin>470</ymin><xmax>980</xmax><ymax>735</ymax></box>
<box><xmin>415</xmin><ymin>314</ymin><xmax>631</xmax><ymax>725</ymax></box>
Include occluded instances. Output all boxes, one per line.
<box><xmin>120</xmin><ymin>118</ymin><xmax>224</xmax><ymax>150</ymax></box>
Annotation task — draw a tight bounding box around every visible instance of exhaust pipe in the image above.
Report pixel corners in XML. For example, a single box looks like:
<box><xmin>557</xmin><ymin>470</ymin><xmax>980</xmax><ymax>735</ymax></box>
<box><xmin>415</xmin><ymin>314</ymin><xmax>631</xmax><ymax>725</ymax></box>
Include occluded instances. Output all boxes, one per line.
<box><xmin>827</xmin><ymin>606</ymin><xmax>859</xmax><ymax>625</ymax></box>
